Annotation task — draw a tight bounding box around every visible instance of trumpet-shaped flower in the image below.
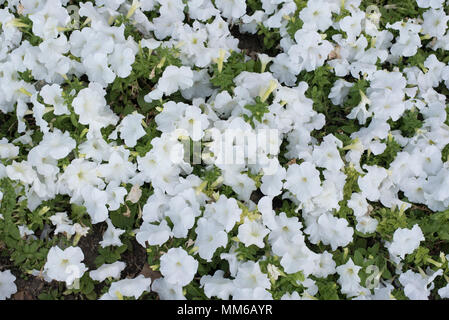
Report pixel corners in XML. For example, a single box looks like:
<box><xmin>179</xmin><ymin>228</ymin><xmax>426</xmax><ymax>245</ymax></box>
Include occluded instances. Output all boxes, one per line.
<box><xmin>160</xmin><ymin>248</ymin><xmax>198</xmax><ymax>286</ymax></box>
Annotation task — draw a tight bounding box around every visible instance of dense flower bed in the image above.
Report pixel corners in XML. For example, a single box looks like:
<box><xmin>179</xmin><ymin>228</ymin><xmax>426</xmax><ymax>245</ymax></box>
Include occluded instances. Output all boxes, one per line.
<box><xmin>1</xmin><ymin>0</ymin><xmax>449</xmax><ymax>300</ymax></box>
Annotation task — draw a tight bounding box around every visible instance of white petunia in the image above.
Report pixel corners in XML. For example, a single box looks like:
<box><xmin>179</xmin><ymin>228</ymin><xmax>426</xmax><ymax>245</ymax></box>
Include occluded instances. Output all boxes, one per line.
<box><xmin>160</xmin><ymin>248</ymin><xmax>198</xmax><ymax>286</ymax></box>
<box><xmin>0</xmin><ymin>270</ymin><xmax>17</xmax><ymax>300</ymax></box>
<box><xmin>194</xmin><ymin>218</ymin><xmax>228</xmax><ymax>262</ymax></box>
<box><xmin>43</xmin><ymin>246</ymin><xmax>87</xmax><ymax>286</ymax></box>
<box><xmin>386</xmin><ymin>224</ymin><xmax>425</xmax><ymax>260</ymax></box>
<box><xmin>238</xmin><ymin>218</ymin><xmax>270</xmax><ymax>248</ymax></box>
<box><xmin>89</xmin><ymin>261</ymin><xmax>126</xmax><ymax>282</ymax></box>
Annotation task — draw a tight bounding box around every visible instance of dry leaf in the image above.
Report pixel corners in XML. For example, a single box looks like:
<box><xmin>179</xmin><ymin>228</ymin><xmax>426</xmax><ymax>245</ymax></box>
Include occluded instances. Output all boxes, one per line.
<box><xmin>17</xmin><ymin>4</ymin><xmax>24</xmax><ymax>15</ymax></box>
<box><xmin>185</xmin><ymin>239</ymin><xmax>195</xmax><ymax>247</ymax></box>
<box><xmin>126</xmin><ymin>184</ymin><xmax>142</xmax><ymax>204</ymax></box>
<box><xmin>328</xmin><ymin>45</ymin><xmax>341</xmax><ymax>60</ymax></box>
<box><xmin>123</xmin><ymin>205</ymin><xmax>131</xmax><ymax>217</ymax></box>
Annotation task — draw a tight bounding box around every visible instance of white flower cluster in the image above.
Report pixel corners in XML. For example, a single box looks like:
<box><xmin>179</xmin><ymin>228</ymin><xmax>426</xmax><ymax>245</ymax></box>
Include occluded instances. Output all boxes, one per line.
<box><xmin>1</xmin><ymin>0</ymin><xmax>449</xmax><ymax>301</ymax></box>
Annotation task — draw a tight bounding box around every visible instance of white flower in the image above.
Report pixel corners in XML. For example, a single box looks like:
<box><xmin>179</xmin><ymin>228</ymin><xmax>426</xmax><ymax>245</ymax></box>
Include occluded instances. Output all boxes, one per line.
<box><xmin>116</xmin><ymin>112</ymin><xmax>146</xmax><ymax>147</ymax></box>
<box><xmin>0</xmin><ymin>138</ymin><xmax>19</xmax><ymax>159</ymax></box>
<box><xmin>100</xmin><ymin>219</ymin><xmax>125</xmax><ymax>248</ymax></box>
<box><xmin>165</xmin><ymin>195</ymin><xmax>196</xmax><ymax>238</ymax></box>
<box><xmin>399</xmin><ymin>269</ymin><xmax>443</xmax><ymax>300</ymax></box>
<box><xmin>234</xmin><ymin>261</ymin><xmax>270</xmax><ymax>290</ymax></box>
<box><xmin>288</xmin><ymin>29</ymin><xmax>333</xmax><ymax>72</ymax></box>
<box><xmin>83</xmin><ymin>52</ymin><xmax>116</xmax><ymax>85</ymax></box>
<box><xmin>358</xmin><ymin>165</ymin><xmax>389</xmax><ymax>202</ymax></box>
<box><xmin>238</xmin><ymin>218</ymin><xmax>270</xmax><ymax>248</ymax></box>
<box><xmin>339</xmin><ymin>10</ymin><xmax>365</xmax><ymax>42</ymax></box>
<box><xmin>82</xmin><ymin>186</ymin><xmax>109</xmax><ymax>224</ymax></box>
<box><xmin>160</xmin><ymin>248</ymin><xmax>198</xmax><ymax>286</ymax></box>
<box><xmin>40</xmin><ymin>84</ymin><xmax>69</xmax><ymax>115</ymax></box>
<box><xmin>260</xmin><ymin>165</ymin><xmax>286</xmax><ymax>197</ymax></box>
<box><xmin>151</xmin><ymin>278</ymin><xmax>186</xmax><ymax>300</ymax></box>
<box><xmin>109</xmin><ymin>44</ymin><xmax>136</xmax><ymax>78</ymax></box>
<box><xmin>307</xmin><ymin>213</ymin><xmax>354</xmax><ymax>251</ymax></box>
<box><xmin>98</xmin><ymin>149</ymin><xmax>136</xmax><ymax>184</ymax></box>
<box><xmin>299</xmin><ymin>0</ymin><xmax>333</xmax><ymax>32</ymax></box>
<box><xmin>388</xmin><ymin>20</ymin><xmax>421</xmax><ymax>57</ymax></box>
<box><xmin>268</xmin><ymin>211</ymin><xmax>303</xmax><ymax>244</ymax></box>
<box><xmin>336</xmin><ymin>258</ymin><xmax>363</xmax><ymax>297</ymax></box>
<box><xmin>194</xmin><ymin>218</ymin><xmax>228</xmax><ymax>262</ymax></box>
<box><xmin>347</xmin><ymin>193</ymin><xmax>369</xmax><ymax>217</ymax></box>
<box><xmin>284</xmin><ymin>162</ymin><xmax>323</xmax><ymax>202</ymax></box>
<box><xmin>105</xmin><ymin>182</ymin><xmax>128</xmax><ymax>211</ymax></box>
<box><xmin>278</xmin><ymin>235</ymin><xmax>319</xmax><ymax>276</ymax></box>
<box><xmin>422</xmin><ymin>9</ymin><xmax>449</xmax><ymax>38</ymax></box>
<box><xmin>136</xmin><ymin>220</ymin><xmax>173</xmax><ymax>247</ymax></box>
<box><xmin>417</xmin><ymin>0</ymin><xmax>445</xmax><ymax>8</ymax></box>
<box><xmin>214</xmin><ymin>0</ymin><xmax>246</xmax><ymax>19</ymax></box>
<box><xmin>0</xmin><ymin>270</ymin><xmax>17</xmax><ymax>300</ymax></box>
<box><xmin>329</xmin><ymin>79</ymin><xmax>353</xmax><ymax>106</ymax></box>
<box><xmin>103</xmin><ymin>275</ymin><xmax>151</xmax><ymax>300</ymax></box>
<box><xmin>44</xmin><ymin>246</ymin><xmax>87</xmax><ymax>286</ymax></box>
<box><xmin>438</xmin><ymin>283</ymin><xmax>449</xmax><ymax>298</ymax></box>
<box><xmin>386</xmin><ymin>224</ymin><xmax>425</xmax><ymax>260</ymax></box>
<box><xmin>40</xmin><ymin>128</ymin><xmax>76</xmax><ymax>160</ymax></box>
<box><xmin>72</xmin><ymin>82</ymin><xmax>118</xmax><ymax>131</ymax></box>
<box><xmin>145</xmin><ymin>66</ymin><xmax>194</xmax><ymax>101</ymax></box>
<box><xmin>355</xmin><ymin>216</ymin><xmax>378</xmax><ymax>234</ymax></box>
<box><xmin>6</xmin><ymin>161</ymin><xmax>37</xmax><ymax>185</ymax></box>
<box><xmin>89</xmin><ymin>261</ymin><xmax>126</xmax><ymax>282</ymax></box>
<box><xmin>200</xmin><ymin>270</ymin><xmax>234</xmax><ymax>300</ymax></box>
<box><xmin>312</xmin><ymin>251</ymin><xmax>337</xmax><ymax>278</ymax></box>
<box><xmin>204</xmin><ymin>195</ymin><xmax>241</xmax><ymax>232</ymax></box>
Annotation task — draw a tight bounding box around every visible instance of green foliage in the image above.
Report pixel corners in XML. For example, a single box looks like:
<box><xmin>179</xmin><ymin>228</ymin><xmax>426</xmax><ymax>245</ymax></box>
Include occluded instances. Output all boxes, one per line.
<box><xmin>391</xmin><ymin>109</ymin><xmax>423</xmax><ymax>138</ymax></box>
<box><xmin>184</xmin><ymin>282</ymin><xmax>209</xmax><ymax>300</ymax></box>
<box><xmin>302</xmin><ymin>66</ymin><xmax>362</xmax><ymax>141</ymax></box>
<box><xmin>333</xmin><ymin>8</ymin><xmax>351</xmax><ymax>23</ymax></box>
<box><xmin>107</xmin><ymin>45</ymin><xmax>182</xmax><ymax>116</ymax></box>
<box><xmin>336</xmin><ymin>166</ymin><xmax>362</xmax><ymax>219</ymax></box>
<box><xmin>286</xmin><ymin>0</ymin><xmax>308</xmax><ymax>39</ymax></box>
<box><xmin>268</xmin><ymin>272</ymin><xmax>306</xmax><ymax>299</ymax></box>
<box><xmin>257</xmin><ymin>24</ymin><xmax>281</xmax><ymax>51</ymax></box>
<box><xmin>0</xmin><ymin>178</ymin><xmax>17</xmax><ymax>220</ymax></box>
<box><xmin>0</xmin><ymin>180</ymin><xmax>59</xmax><ymax>271</ymax></box>
<box><xmin>316</xmin><ymin>278</ymin><xmax>340</xmax><ymax>300</ymax></box>
<box><xmin>246</xmin><ymin>0</ymin><xmax>263</xmax><ymax>14</ymax></box>
<box><xmin>303</xmin><ymin>66</ymin><xmax>334</xmax><ymax>114</ymax></box>
<box><xmin>442</xmin><ymin>144</ymin><xmax>449</xmax><ymax>162</ymax></box>
<box><xmin>235</xmin><ymin>242</ymin><xmax>266</xmax><ymax>262</ymax></box>
<box><xmin>405</xmin><ymin>246</ymin><xmax>431</xmax><ymax>267</ymax></box>
<box><xmin>410</xmin><ymin>210</ymin><xmax>449</xmax><ymax>243</ymax></box>
<box><xmin>13</xmin><ymin>16</ymin><xmax>43</xmax><ymax>46</ymax></box>
<box><xmin>38</xmin><ymin>288</ymin><xmax>63</xmax><ymax>300</ymax></box>
<box><xmin>360</xmin><ymin>0</ymin><xmax>424</xmax><ymax>26</ymax></box>
<box><xmin>362</xmin><ymin>137</ymin><xmax>401</xmax><ymax>167</ymax></box>
<box><xmin>403</xmin><ymin>49</ymin><xmax>431</xmax><ymax>71</ymax></box>
<box><xmin>375</xmin><ymin>207</ymin><xmax>408</xmax><ymax>239</ymax></box>
<box><xmin>286</xmin><ymin>16</ymin><xmax>304</xmax><ymax>39</ymax></box>
<box><xmin>63</xmin><ymin>273</ymin><xmax>98</xmax><ymax>300</ymax></box>
<box><xmin>344</xmin><ymin>79</ymin><xmax>370</xmax><ymax>110</ymax></box>
<box><xmin>210</xmin><ymin>51</ymin><xmax>256</xmax><ymax>93</ymax></box>
<box><xmin>114</xmin><ymin>16</ymin><xmax>144</xmax><ymax>42</ymax></box>
<box><xmin>243</xmin><ymin>97</ymin><xmax>270</xmax><ymax>128</ymax></box>
<box><xmin>94</xmin><ymin>244</ymin><xmax>128</xmax><ymax>266</ymax></box>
